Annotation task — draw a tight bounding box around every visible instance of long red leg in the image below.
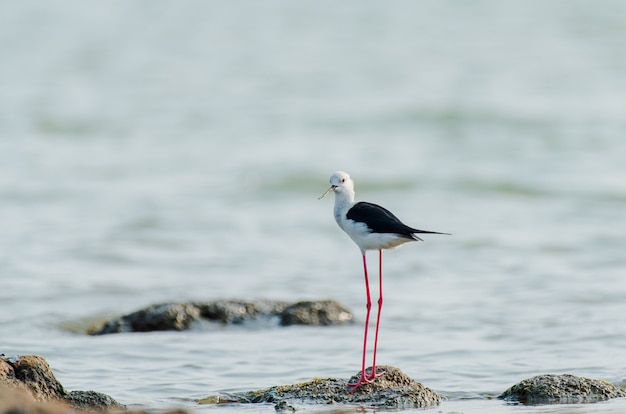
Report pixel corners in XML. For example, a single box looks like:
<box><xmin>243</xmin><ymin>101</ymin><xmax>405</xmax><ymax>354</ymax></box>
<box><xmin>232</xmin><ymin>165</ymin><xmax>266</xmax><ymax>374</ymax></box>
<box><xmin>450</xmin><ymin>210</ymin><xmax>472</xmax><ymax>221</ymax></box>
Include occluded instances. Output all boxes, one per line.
<box><xmin>348</xmin><ymin>252</ymin><xmax>373</xmax><ymax>390</ymax></box>
<box><xmin>368</xmin><ymin>249</ymin><xmax>385</xmax><ymax>380</ymax></box>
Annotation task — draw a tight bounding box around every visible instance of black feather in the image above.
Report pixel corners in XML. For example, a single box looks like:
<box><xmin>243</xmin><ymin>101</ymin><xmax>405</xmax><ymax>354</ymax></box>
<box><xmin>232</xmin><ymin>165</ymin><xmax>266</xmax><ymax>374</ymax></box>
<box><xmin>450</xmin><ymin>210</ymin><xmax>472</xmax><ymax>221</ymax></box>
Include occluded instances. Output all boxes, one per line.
<box><xmin>346</xmin><ymin>202</ymin><xmax>448</xmax><ymax>237</ymax></box>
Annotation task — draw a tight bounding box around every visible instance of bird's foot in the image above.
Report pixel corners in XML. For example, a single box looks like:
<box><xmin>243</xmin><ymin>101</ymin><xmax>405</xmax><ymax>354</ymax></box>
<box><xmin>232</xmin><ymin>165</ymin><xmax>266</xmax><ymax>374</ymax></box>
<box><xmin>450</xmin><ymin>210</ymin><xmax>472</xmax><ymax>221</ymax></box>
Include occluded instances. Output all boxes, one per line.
<box><xmin>348</xmin><ymin>368</ymin><xmax>385</xmax><ymax>391</ymax></box>
<box><xmin>366</xmin><ymin>368</ymin><xmax>385</xmax><ymax>381</ymax></box>
<box><xmin>347</xmin><ymin>375</ymin><xmax>373</xmax><ymax>392</ymax></box>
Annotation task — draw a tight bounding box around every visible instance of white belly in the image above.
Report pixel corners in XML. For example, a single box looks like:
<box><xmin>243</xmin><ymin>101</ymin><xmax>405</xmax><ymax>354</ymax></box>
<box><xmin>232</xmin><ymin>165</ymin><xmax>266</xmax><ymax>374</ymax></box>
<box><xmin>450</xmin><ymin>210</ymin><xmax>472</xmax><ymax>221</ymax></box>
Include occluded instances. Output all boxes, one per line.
<box><xmin>340</xmin><ymin>218</ymin><xmax>416</xmax><ymax>251</ymax></box>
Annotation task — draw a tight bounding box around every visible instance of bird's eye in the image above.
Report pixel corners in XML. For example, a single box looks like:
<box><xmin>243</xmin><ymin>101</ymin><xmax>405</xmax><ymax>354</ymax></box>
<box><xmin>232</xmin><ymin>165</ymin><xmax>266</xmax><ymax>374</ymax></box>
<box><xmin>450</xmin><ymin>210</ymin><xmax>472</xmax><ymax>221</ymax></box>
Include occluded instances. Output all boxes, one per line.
<box><xmin>341</xmin><ymin>178</ymin><xmax>345</xmax><ymax>183</ymax></box>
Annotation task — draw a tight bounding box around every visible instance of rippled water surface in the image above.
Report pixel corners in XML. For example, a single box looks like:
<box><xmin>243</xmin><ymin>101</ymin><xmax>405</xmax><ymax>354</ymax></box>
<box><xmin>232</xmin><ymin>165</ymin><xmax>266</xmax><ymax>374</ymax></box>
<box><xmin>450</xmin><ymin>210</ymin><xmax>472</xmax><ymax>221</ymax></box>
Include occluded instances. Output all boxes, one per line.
<box><xmin>2</xmin><ymin>1</ymin><xmax>626</xmax><ymax>413</ymax></box>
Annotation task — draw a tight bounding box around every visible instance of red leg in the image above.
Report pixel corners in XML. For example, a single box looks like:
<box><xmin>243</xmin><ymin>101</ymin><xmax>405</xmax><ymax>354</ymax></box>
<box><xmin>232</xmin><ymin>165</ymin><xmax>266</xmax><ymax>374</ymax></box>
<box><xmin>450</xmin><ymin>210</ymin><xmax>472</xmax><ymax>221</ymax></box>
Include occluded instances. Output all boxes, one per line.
<box><xmin>368</xmin><ymin>249</ymin><xmax>385</xmax><ymax>380</ymax></box>
<box><xmin>348</xmin><ymin>252</ymin><xmax>374</xmax><ymax>391</ymax></box>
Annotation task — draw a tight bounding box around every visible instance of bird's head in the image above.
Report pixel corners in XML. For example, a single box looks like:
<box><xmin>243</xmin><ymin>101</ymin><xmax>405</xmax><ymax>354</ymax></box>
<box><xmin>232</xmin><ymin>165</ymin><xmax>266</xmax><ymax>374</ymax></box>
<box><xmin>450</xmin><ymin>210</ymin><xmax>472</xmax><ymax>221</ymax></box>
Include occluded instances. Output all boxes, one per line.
<box><xmin>319</xmin><ymin>171</ymin><xmax>354</xmax><ymax>199</ymax></box>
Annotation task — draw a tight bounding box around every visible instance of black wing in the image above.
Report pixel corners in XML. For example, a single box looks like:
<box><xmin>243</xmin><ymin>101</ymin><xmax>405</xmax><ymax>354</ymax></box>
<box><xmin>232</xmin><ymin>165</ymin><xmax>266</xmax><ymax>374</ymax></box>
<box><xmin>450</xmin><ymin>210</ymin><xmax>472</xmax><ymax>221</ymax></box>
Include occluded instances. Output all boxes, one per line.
<box><xmin>346</xmin><ymin>202</ymin><xmax>448</xmax><ymax>237</ymax></box>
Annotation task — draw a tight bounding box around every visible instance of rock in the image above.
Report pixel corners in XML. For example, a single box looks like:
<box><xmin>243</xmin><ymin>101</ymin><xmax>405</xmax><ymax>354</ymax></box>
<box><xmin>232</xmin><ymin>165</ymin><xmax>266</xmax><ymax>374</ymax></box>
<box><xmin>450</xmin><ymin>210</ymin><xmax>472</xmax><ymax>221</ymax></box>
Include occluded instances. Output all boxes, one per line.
<box><xmin>10</xmin><ymin>355</ymin><xmax>66</xmax><ymax>401</ymax></box>
<box><xmin>273</xmin><ymin>400</ymin><xmax>297</xmax><ymax>412</ymax></box>
<box><xmin>0</xmin><ymin>359</ymin><xmax>32</xmax><ymax>397</ymax></box>
<box><xmin>193</xmin><ymin>299</ymin><xmax>290</xmax><ymax>325</ymax></box>
<box><xmin>499</xmin><ymin>374</ymin><xmax>626</xmax><ymax>404</ymax></box>
<box><xmin>1</xmin><ymin>385</ymin><xmax>190</xmax><ymax>414</ymax></box>
<box><xmin>0</xmin><ymin>355</ymin><xmax>124</xmax><ymax>411</ymax></box>
<box><xmin>89</xmin><ymin>299</ymin><xmax>353</xmax><ymax>334</ymax></box>
<box><xmin>65</xmin><ymin>390</ymin><xmax>124</xmax><ymax>411</ymax></box>
<box><xmin>0</xmin><ymin>359</ymin><xmax>14</xmax><ymax>378</ymax></box>
<box><xmin>280</xmin><ymin>300</ymin><xmax>353</xmax><ymax>326</ymax></box>
<box><xmin>90</xmin><ymin>303</ymin><xmax>201</xmax><ymax>334</ymax></box>
<box><xmin>198</xmin><ymin>365</ymin><xmax>442</xmax><ymax>410</ymax></box>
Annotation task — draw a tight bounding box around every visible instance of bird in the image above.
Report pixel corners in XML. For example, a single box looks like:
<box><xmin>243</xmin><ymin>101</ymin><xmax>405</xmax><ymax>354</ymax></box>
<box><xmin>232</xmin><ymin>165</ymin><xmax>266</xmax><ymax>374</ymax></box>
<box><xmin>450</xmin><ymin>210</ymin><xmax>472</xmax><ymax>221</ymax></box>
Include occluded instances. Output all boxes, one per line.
<box><xmin>319</xmin><ymin>171</ymin><xmax>448</xmax><ymax>390</ymax></box>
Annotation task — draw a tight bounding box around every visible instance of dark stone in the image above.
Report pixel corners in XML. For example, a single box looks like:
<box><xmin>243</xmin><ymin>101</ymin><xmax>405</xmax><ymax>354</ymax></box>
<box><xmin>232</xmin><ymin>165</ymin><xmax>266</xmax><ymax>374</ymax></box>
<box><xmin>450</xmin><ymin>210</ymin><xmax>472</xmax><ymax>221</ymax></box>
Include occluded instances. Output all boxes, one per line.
<box><xmin>198</xmin><ymin>365</ymin><xmax>442</xmax><ymax>410</ymax></box>
<box><xmin>65</xmin><ymin>390</ymin><xmax>124</xmax><ymax>411</ymax></box>
<box><xmin>0</xmin><ymin>355</ymin><xmax>124</xmax><ymax>411</ymax></box>
<box><xmin>193</xmin><ymin>299</ymin><xmax>290</xmax><ymax>325</ymax></box>
<box><xmin>280</xmin><ymin>300</ymin><xmax>354</xmax><ymax>326</ymax></box>
<box><xmin>88</xmin><ymin>299</ymin><xmax>353</xmax><ymax>334</ymax></box>
<box><xmin>499</xmin><ymin>374</ymin><xmax>626</xmax><ymax>404</ymax></box>
<box><xmin>274</xmin><ymin>400</ymin><xmax>297</xmax><ymax>412</ymax></box>
<box><xmin>10</xmin><ymin>355</ymin><xmax>66</xmax><ymax>401</ymax></box>
<box><xmin>0</xmin><ymin>360</ymin><xmax>15</xmax><ymax>380</ymax></box>
<box><xmin>0</xmin><ymin>360</ymin><xmax>31</xmax><ymax>398</ymax></box>
<box><xmin>90</xmin><ymin>303</ymin><xmax>201</xmax><ymax>334</ymax></box>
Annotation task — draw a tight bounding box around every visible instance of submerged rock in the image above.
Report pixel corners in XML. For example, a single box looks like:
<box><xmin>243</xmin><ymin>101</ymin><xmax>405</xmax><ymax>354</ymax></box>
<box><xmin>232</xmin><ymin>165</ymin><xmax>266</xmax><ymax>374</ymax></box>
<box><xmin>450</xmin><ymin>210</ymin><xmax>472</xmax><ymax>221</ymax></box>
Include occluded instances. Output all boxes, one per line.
<box><xmin>193</xmin><ymin>299</ymin><xmax>290</xmax><ymax>324</ymax></box>
<box><xmin>280</xmin><ymin>300</ymin><xmax>353</xmax><ymax>326</ymax></box>
<box><xmin>89</xmin><ymin>299</ymin><xmax>353</xmax><ymax>335</ymax></box>
<box><xmin>499</xmin><ymin>374</ymin><xmax>626</xmax><ymax>404</ymax></box>
<box><xmin>65</xmin><ymin>390</ymin><xmax>126</xmax><ymax>411</ymax></box>
<box><xmin>198</xmin><ymin>365</ymin><xmax>442</xmax><ymax>410</ymax></box>
<box><xmin>0</xmin><ymin>354</ymin><xmax>124</xmax><ymax>411</ymax></box>
<box><xmin>93</xmin><ymin>303</ymin><xmax>201</xmax><ymax>334</ymax></box>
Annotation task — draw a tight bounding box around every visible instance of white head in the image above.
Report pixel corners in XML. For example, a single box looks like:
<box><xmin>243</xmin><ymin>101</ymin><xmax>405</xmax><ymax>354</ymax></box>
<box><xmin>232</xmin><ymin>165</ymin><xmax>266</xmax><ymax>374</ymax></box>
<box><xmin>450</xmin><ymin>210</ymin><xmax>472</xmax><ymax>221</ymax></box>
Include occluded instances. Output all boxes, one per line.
<box><xmin>318</xmin><ymin>171</ymin><xmax>355</xmax><ymax>200</ymax></box>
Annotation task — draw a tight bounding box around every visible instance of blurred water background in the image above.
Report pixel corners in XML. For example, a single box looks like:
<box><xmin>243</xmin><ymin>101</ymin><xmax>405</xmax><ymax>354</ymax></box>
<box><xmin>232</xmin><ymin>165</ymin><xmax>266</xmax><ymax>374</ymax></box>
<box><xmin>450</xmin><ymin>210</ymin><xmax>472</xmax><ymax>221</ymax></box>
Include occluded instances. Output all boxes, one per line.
<box><xmin>1</xmin><ymin>1</ymin><xmax>626</xmax><ymax>413</ymax></box>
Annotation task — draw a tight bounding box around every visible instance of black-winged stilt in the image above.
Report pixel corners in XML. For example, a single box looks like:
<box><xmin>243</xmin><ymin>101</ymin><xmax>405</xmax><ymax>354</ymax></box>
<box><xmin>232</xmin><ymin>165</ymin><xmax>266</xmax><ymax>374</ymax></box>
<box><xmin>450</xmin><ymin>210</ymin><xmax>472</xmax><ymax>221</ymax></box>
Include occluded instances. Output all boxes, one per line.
<box><xmin>319</xmin><ymin>171</ymin><xmax>448</xmax><ymax>390</ymax></box>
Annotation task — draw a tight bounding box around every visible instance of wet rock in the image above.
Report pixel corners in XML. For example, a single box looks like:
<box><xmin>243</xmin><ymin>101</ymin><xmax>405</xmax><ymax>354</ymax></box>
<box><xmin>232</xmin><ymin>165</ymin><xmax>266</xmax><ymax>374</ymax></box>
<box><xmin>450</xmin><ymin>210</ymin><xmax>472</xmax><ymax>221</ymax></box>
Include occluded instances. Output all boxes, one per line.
<box><xmin>89</xmin><ymin>299</ymin><xmax>353</xmax><ymax>335</ymax></box>
<box><xmin>0</xmin><ymin>354</ymin><xmax>124</xmax><ymax>411</ymax></box>
<box><xmin>499</xmin><ymin>373</ymin><xmax>626</xmax><ymax>404</ymax></box>
<box><xmin>273</xmin><ymin>400</ymin><xmax>297</xmax><ymax>412</ymax></box>
<box><xmin>193</xmin><ymin>299</ymin><xmax>290</xmax><ymax>324</ymax></box>
<box><xmin>199</xmin><ymin>365</ymin><xmax>442</xmax><ymax>410</ymax></box>
<box><xmin>0</xmin><ymin>359</ymin><xmax>32</xmax><ymax>397</ymax></box>
<box><xmin>65</xmin><ymin>390</ymin><xmax>125</xmax><ymax>411</ymax></box>
<box><xmin>91</xmin><ymin>303</ymin><xmax>201</xmax><ymax>334</ymax></box>
<box><xmin>280</xmin><ymin>300</ymin><xmax>353</xmax><ymax>326</ymax></box>
<box><xmin>0</xmin><ymin>359</ymin><xmax>14</xmax><ymax>378</ymax></box>
<box><xmin>9</xmin><ymin>355</ymin><xmax>65</xmax><ymax>401</ymax></box>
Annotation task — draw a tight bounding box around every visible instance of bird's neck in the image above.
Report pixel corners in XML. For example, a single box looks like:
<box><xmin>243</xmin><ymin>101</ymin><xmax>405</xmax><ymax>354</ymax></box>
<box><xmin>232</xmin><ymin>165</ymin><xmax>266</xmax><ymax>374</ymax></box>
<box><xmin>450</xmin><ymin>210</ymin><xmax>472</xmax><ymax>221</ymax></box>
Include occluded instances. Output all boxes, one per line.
<box><xmin>333</xmin><ymin>189</ymin><xmax>355</xmax><ymax>222</ymax></box>
<box><xmin>335</xmin><ymin>187</ymin><xmax>355</xmax><ymax>205</ymax></box>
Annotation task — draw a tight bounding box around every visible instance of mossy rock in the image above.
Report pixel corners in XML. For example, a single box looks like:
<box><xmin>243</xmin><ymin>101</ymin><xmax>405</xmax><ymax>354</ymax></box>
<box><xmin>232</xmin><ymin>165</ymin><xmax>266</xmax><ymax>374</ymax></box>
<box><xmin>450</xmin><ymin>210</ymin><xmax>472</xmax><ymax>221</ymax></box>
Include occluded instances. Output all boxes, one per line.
<box><xmin>199</xmin><ymin>365</ymin><xmax>442</xmax><ymax>410</ymax></box>
<box><xmin>499</xmin><ymin>374</ymin><xmax>626</xmax><ymax>404</ymax></box>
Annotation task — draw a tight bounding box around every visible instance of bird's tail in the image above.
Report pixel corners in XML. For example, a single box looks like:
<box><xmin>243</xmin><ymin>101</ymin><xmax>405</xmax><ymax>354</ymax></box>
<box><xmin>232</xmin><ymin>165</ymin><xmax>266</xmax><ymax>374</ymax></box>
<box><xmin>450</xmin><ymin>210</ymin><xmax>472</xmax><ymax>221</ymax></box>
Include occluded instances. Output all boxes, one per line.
<box><xmin>410</xmin><ymin>229</ymin><xmax>451</xmax><ymax>241</ymax></box>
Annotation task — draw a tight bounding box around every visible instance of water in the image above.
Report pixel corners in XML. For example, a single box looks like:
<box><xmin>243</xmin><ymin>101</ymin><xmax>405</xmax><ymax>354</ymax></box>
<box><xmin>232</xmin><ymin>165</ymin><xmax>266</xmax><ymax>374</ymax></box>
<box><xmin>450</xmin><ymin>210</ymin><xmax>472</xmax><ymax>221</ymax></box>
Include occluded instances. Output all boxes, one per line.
<box><xmin>1</xmin><ymin>1</ymin><xmax>626</xmax><ymax>413</ymax></box>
